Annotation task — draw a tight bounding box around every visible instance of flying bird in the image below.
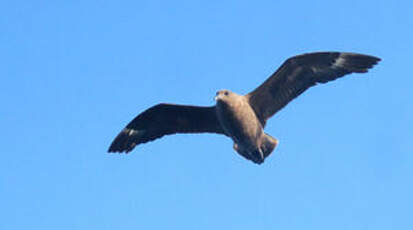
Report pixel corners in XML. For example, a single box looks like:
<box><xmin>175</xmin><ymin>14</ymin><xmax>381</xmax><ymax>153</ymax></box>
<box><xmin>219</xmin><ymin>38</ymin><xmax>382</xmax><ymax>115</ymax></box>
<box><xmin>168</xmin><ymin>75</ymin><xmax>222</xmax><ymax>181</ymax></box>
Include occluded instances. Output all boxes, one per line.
<box><xmin>108</xmin><ymin>52</ymin><xmax>380</xmax><ymax>164</ymax></box>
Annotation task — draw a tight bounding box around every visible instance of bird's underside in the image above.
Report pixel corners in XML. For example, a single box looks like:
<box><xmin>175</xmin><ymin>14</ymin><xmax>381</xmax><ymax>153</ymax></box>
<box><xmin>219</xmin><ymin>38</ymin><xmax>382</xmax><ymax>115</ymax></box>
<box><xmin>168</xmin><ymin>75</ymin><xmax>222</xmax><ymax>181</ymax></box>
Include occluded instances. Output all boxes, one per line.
<box><xmin>108</xmin><ymin>52</ymin><xmax>381</xmax><ymax>164</ymax></box>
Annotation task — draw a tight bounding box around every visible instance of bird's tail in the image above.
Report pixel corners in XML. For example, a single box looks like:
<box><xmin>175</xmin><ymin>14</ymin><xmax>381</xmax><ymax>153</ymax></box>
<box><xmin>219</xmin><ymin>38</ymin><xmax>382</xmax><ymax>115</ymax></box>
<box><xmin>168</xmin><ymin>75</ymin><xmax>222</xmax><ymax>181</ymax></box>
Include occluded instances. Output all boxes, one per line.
<box><xmin>261</xmin><ymin>133</ymin><xmax>279</xmax><ymax>159</ymax></box>
<box><xmin>233</xmin><ymin>134</ymin><xmax>279</xmax><ymax>164</ymax></box>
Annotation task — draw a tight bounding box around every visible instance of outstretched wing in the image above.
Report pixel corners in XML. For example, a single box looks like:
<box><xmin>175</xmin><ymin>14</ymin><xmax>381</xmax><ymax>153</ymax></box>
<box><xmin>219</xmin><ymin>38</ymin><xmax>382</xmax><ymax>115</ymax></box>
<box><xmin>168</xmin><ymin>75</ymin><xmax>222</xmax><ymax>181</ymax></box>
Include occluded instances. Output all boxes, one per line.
<box><xmin>247</xmin><ymin>52</ymin><xmax>380</xmax><ymax>126</ymax></box>
<box><xmin>108</xmin><ymin>103</ymin><xmax>226</xmax><ymax>153</ymax></box>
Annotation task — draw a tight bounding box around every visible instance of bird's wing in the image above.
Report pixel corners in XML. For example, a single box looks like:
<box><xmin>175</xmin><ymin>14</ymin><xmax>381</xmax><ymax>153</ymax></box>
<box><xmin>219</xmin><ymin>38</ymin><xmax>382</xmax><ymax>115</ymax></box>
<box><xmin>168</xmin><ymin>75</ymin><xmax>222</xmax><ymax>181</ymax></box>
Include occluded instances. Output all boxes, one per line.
<box><xmin>108</xmin><ymin>103</ymin><xmax>226</xmax><ymax>153</ymax></box>
<box><xmin>246</xmin><ymin>52</ymin><xmax>380</xmax><ymax>126</ymax></box>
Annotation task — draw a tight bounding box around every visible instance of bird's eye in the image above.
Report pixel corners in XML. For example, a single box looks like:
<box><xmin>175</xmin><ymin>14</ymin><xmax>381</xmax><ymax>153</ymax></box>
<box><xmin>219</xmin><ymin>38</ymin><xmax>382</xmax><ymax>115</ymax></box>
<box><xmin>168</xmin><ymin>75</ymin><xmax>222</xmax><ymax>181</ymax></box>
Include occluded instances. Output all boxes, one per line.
<box><xmin>224</xmin><ymin>91</ymin><xmax>229</xmax><ymax>96</ymax></box>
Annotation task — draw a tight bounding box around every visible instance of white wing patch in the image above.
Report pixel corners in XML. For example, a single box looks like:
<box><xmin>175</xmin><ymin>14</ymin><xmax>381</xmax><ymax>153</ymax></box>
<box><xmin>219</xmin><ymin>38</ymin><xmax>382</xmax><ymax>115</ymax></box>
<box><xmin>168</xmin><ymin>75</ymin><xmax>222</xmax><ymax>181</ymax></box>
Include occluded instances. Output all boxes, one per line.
<box><xmin>332</xmin><ymin>53</ymin><xmax>347</xmax><ymax>68</ymax></box>
<box><xmin>124</xmin><ymin>128</ymin><xmax>146</xmax><ymax>138</ymax></box>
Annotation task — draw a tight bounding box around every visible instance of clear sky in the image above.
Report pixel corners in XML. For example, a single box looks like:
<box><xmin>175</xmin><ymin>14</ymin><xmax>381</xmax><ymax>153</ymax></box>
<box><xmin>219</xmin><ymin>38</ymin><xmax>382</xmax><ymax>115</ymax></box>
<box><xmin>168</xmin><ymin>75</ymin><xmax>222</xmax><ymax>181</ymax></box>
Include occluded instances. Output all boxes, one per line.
<box><xmin>1</xmin><ymin>0</ymin><xmax>412</xmax><ymax>229</ymax></box>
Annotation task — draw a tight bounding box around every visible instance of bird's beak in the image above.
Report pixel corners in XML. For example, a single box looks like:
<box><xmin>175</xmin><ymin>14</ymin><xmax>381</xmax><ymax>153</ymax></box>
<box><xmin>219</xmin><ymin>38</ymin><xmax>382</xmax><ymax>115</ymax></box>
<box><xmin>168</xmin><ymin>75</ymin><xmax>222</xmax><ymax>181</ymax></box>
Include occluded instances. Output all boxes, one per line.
<box><xmin>214</xmin><ymin>95</ymin><xmax>218</xmax><ymax>101</ymax></box>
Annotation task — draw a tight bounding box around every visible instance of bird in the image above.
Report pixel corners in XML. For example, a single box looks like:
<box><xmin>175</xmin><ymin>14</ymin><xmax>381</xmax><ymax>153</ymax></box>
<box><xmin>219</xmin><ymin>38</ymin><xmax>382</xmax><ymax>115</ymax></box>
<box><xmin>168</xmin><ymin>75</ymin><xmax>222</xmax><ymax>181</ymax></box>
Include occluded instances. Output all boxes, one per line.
<box><xmin>108</xmin><ymin>52</ymin><xmax>380</xmax><ymax>164</ymax></box>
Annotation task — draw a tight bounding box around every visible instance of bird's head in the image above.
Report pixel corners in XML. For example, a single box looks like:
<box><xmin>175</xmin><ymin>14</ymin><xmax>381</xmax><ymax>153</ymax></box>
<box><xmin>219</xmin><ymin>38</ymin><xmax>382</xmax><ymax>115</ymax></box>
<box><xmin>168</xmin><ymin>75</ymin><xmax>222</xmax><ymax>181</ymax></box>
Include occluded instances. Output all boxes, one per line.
<box><xmin>214</xmin><ymin>90</ymin><xmax>233</xmax><ymax>102</ymax></box>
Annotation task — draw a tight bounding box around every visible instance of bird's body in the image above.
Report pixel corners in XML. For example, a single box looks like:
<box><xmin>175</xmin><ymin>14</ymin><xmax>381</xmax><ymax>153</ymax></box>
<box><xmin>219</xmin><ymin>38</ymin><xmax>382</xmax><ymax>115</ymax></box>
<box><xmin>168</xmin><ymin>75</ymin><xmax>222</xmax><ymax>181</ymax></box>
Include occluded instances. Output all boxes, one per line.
<box><xmin>108</xmin><ymin>52</ymin><xmax>380</xmax><ymax>164</ymax></box>
<box><xmin>215</xmin><ymin>91</ymin><xmax>262</xmax><ymax>150</ymax></box>
<box><xmin>214</xmin><ymin>90</ymin><xmax>276</xmax><ymax>163</ymax></box>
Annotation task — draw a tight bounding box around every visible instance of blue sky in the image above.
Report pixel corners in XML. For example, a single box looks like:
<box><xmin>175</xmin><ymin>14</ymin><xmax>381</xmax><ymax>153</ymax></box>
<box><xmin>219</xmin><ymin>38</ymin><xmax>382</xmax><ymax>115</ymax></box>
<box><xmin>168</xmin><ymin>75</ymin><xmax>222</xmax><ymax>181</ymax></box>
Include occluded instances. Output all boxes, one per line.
<box><xmin>1</xmin><ymin>0</ymin><xmax>412</xmax><ymax>229</ymax></box>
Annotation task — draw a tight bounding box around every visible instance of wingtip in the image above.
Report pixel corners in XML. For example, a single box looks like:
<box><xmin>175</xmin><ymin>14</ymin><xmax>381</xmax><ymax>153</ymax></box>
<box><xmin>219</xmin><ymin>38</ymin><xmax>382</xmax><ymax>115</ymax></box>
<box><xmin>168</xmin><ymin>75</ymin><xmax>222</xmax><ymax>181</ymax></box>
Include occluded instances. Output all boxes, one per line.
<box><xmin>336</xmin><ymin>52</ymin><xmax>381</xmax><ymax>73</ymax></box>
<box><xmin>365</xmin><ymin>54</ymin><xmax>381</xmax><ymax>66</ymax></box>
<box><xmin>107</xmin><ymin>128</ymin><xmax>141</xmax><ymax>154</ymax></box>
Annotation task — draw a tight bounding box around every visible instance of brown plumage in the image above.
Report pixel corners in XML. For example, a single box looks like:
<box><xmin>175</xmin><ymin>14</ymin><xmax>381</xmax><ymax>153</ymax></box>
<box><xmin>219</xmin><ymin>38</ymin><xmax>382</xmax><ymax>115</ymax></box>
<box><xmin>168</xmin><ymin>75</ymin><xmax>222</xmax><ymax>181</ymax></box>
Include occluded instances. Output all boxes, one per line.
<box><xmin>108</xmin><ymin>52</ymin><xmax>380</xmax><ymax>164</ymax></box>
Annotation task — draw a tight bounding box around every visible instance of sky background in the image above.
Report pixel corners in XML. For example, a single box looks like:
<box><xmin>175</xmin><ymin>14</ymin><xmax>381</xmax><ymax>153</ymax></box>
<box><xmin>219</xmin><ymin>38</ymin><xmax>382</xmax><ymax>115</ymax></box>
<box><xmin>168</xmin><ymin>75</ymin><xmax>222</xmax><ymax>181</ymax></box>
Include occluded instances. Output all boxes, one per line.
<box><xmin>1</xmin><ymin>0</ymin><xmax>412</xmax><ymax>229</ymax></box>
